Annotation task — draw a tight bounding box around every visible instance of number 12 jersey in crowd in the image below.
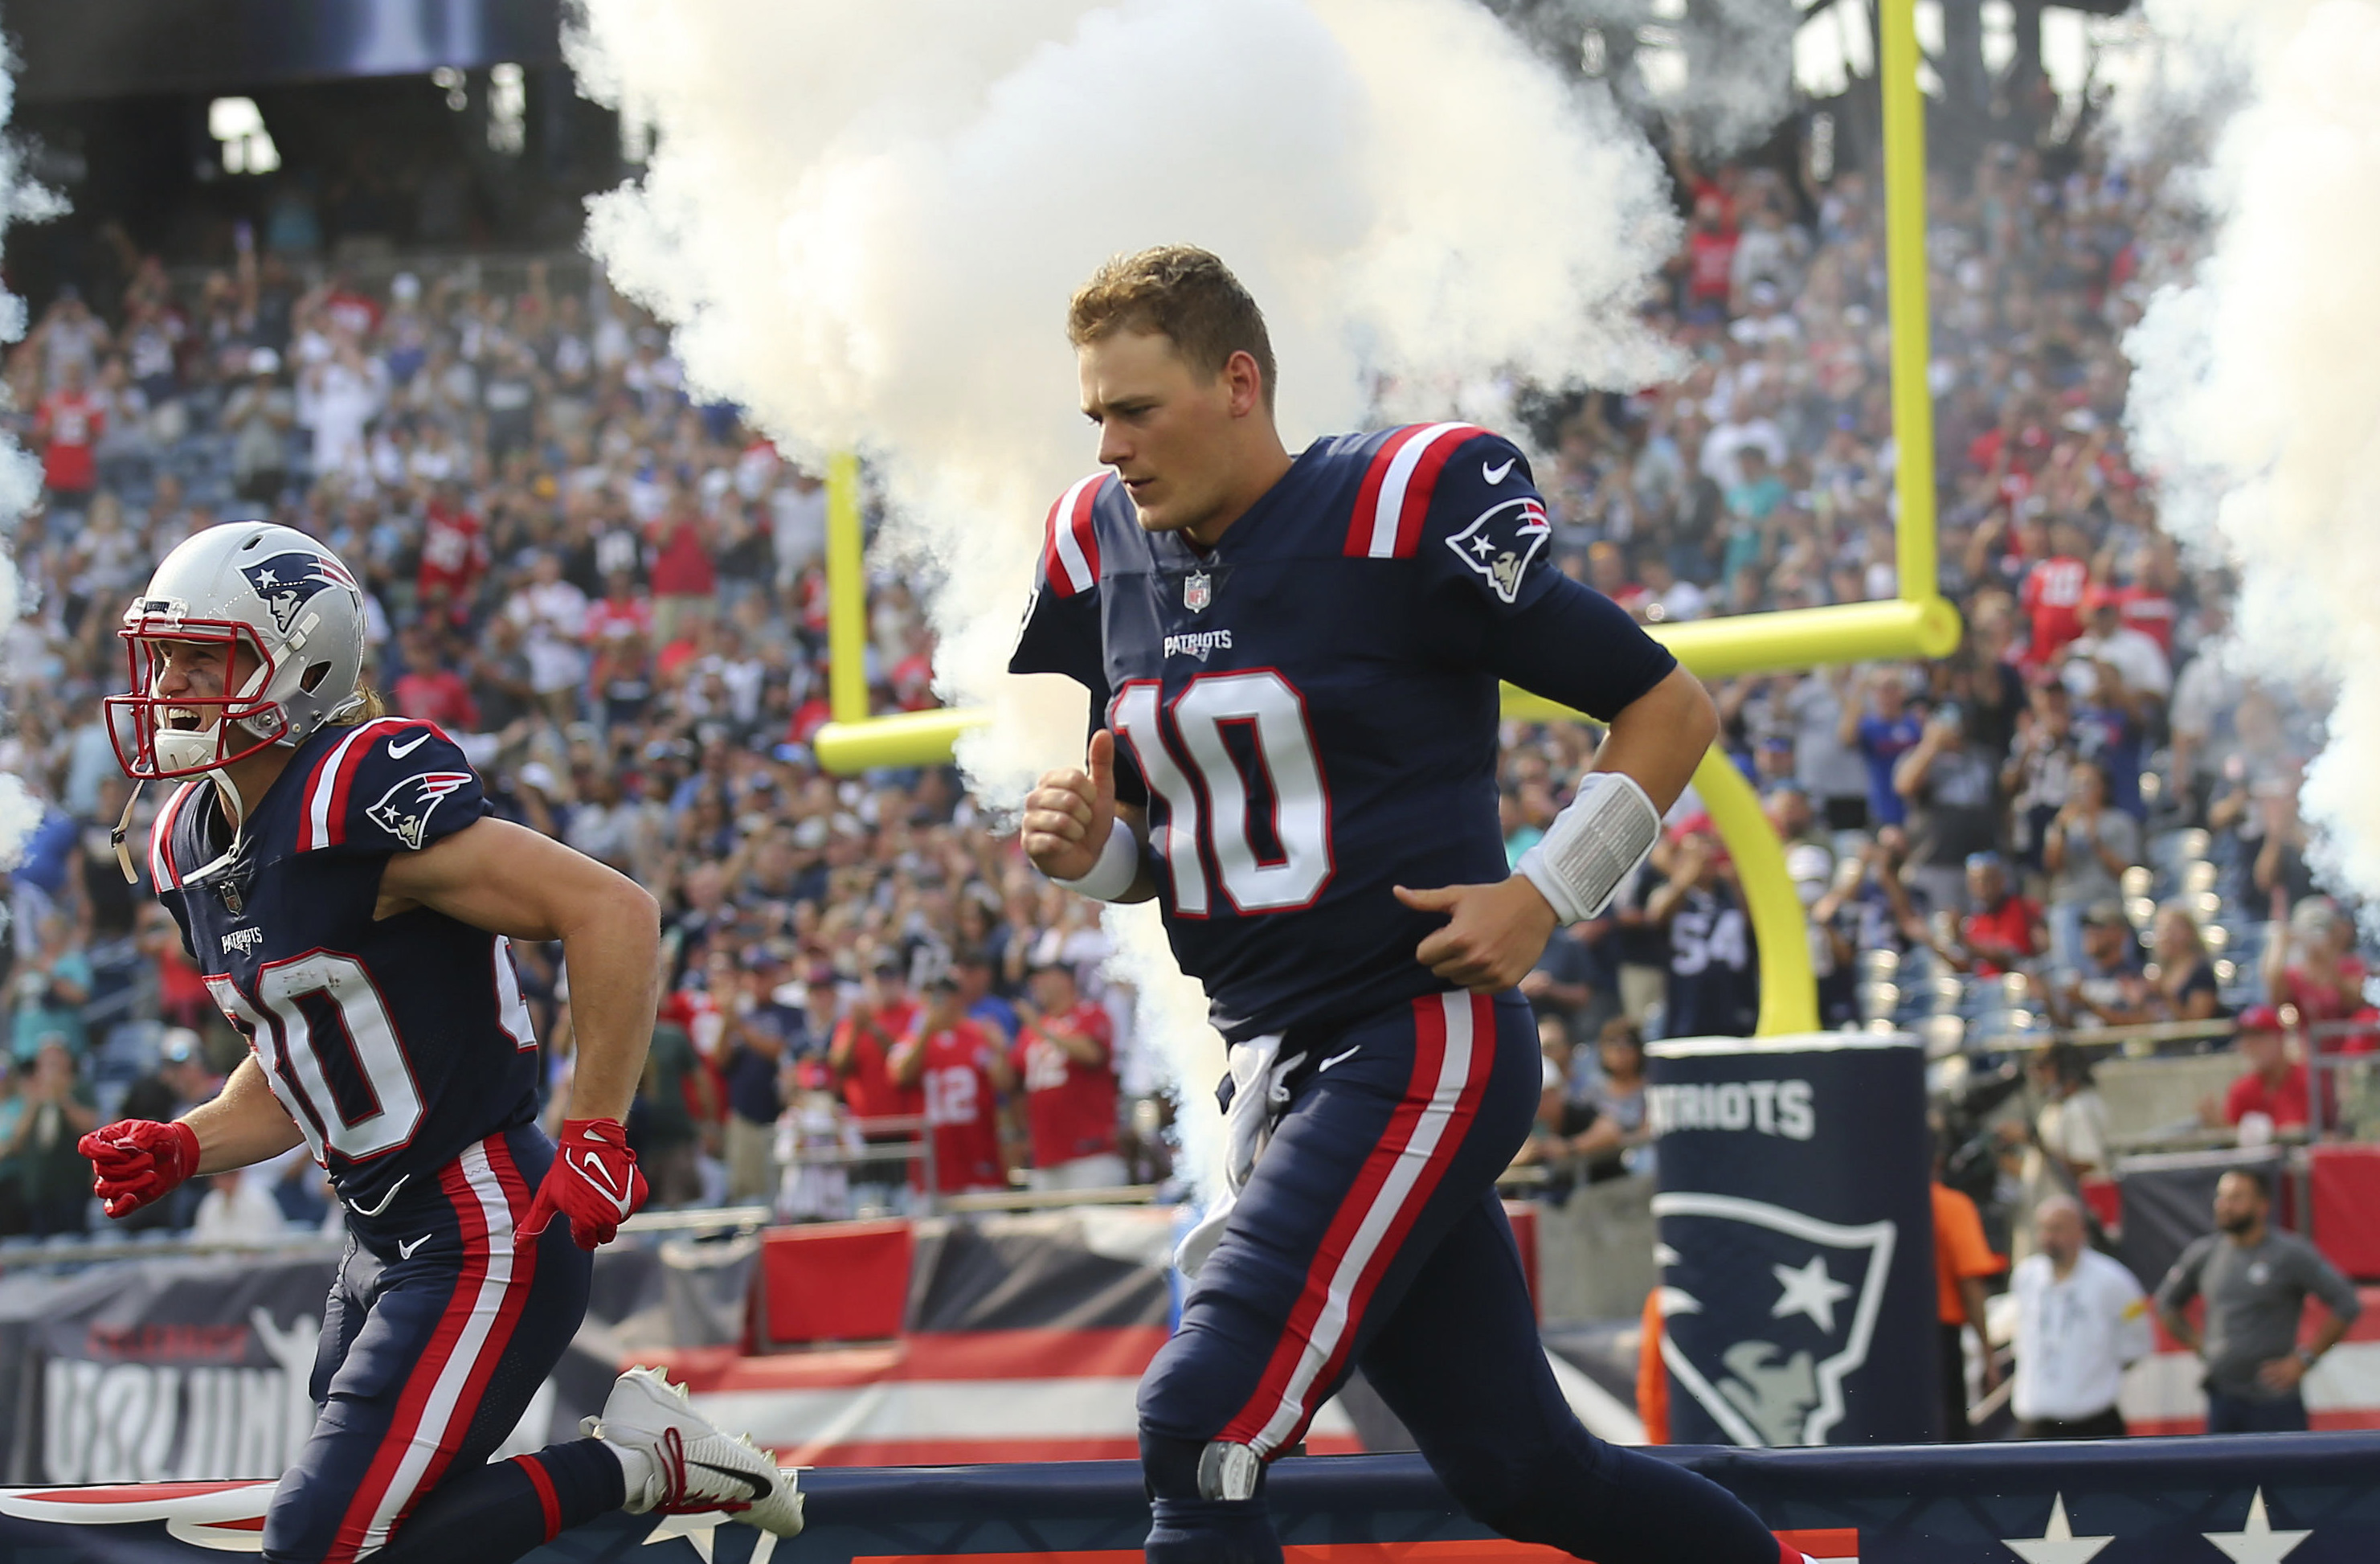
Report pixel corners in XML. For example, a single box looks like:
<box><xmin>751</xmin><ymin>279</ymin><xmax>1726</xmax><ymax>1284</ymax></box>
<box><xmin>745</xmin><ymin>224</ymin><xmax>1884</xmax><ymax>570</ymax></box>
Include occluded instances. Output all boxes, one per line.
<box><xmin>1011</xmin><ymin>424</ymin><xmax>1677</xmax><ymax>1044</ymax></box>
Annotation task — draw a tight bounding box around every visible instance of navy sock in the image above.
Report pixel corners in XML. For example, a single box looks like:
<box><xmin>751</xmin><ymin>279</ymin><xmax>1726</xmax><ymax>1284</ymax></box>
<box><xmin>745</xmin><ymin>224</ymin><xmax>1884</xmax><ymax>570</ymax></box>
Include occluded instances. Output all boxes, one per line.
<box><xmin>370</xmin><ymin>1438</ymin><xmax>628</xmax><ymax>1564</ymax></box>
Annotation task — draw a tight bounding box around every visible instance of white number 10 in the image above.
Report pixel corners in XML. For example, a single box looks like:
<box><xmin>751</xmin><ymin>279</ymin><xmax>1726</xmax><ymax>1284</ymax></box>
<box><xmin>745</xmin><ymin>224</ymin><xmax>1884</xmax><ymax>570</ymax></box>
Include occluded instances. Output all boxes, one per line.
<box><xmin>1112</xmin><ymin>669</ymin><xmax>1334</xmax><ymax>915</ymax></box>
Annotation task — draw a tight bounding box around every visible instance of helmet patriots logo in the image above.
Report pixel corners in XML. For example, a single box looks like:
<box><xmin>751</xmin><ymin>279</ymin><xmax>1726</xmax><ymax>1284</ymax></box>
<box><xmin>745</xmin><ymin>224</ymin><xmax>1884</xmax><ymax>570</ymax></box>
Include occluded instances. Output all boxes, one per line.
<box><xmin>365</xmin><ymin>771</ymin><xmax>475</xmax><ymax>850</ymax></box>
<box><xmin>239</xmin><ymin>552</ymin><xmax>360</xmax><ymax>635</ymax></box>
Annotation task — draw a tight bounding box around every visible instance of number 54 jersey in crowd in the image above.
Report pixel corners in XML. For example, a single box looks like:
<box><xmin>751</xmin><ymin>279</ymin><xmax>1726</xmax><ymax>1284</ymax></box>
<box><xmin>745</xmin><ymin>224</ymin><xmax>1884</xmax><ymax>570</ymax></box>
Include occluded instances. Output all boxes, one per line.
<box><xmin>1011</xmin><ymin>424</ymin><xmax>1677</xmax><ymax>1044</ymax></box>
<box><xmin>149</xmin><ymin>717</ymin><xmax>540</xmax><ymax>1212</ymax></box>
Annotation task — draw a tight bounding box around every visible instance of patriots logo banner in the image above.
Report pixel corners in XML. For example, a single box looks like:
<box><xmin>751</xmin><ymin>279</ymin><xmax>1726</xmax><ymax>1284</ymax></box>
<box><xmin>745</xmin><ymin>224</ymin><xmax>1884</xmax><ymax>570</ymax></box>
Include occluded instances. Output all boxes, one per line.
<box><xmin>238</xmin><ymin>552</ymin><xmax>359</xmax><ymax>635</ymax></box>
<box><xmin>365</xmin><ymin>771</ymin><xmax>475</xmax><ymax>850</ymax></box>
<box><xmin>1654</xmin><ymin>1193</ymin><xmax>1896</xmax><ymax>1447</ymax></box>
<box><xmin>1648</xmin><ymin>1033</ymin><xmax>1940</xmax><ymax>1445</ymax></box>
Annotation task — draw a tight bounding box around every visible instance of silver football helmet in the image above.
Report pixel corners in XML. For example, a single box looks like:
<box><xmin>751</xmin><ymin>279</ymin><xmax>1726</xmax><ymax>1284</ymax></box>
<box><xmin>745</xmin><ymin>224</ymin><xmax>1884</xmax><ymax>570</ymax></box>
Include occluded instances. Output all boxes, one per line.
<box><xmin>108</xmin><ymin>522</ymin><xmax>369</xmax><ymax>780</ymax></box>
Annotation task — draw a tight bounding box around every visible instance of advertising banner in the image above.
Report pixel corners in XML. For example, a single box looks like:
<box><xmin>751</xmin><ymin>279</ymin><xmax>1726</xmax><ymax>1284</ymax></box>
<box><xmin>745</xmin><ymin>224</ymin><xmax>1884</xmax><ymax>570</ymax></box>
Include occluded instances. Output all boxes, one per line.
<box><xmin>1647</xmin><ymin>1032</ymin><xmax>1937</xmax><ymax>1445</ymax></box>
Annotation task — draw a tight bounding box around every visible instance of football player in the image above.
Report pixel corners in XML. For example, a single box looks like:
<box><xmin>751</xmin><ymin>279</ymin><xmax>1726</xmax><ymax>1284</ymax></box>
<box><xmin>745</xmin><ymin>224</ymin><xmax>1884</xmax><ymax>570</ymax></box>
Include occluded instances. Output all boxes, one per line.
<box><xmin>81</xmin><ymin>522</ymin><xmax>802</xmax><ymax>1562</ymax></box>
<box><xmin>1016</xmin><ymin>249</ymin><xmax>1806</xmax><ymax>1564</ymax></box>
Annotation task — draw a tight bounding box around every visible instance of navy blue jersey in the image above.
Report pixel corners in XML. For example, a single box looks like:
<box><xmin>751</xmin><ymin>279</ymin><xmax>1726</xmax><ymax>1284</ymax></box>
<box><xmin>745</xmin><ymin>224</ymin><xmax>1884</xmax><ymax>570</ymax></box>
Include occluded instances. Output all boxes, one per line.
<box><xmin>1010</xmin><ymin>424</ymin><xmax>1676</xmax><ymax>1042</ymax></box>
<box><xmin>151</xmin><ymin>715</ymin><xmax>540</xmax><ymax>1210</ymax></box>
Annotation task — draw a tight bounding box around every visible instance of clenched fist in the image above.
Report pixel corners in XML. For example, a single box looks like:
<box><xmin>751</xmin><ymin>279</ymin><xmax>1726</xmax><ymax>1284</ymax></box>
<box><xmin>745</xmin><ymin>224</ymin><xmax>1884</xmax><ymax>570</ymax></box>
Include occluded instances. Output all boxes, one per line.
<box><xmin>1024</xmin><ymin>729</ymin><xmax>1119</xmax><ymax>882</ymax></box>
<box><xmin>1395</xmin><ymin>877</ymin><xmax>1560</xmax><ymax>993</ymax></box>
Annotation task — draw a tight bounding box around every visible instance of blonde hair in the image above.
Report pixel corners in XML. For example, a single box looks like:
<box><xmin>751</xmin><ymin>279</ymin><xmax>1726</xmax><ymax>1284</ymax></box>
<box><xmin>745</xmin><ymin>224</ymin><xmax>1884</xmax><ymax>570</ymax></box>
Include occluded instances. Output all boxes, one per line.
<box><xmin>1067</xmin><ymin>245</ymin><xmax>1277</xmax><ymax>410</ymax></box>
<box><xmin>327</xmin><ymin>686</ymin><xmax>387</xmax><ymax>726</ymax></box>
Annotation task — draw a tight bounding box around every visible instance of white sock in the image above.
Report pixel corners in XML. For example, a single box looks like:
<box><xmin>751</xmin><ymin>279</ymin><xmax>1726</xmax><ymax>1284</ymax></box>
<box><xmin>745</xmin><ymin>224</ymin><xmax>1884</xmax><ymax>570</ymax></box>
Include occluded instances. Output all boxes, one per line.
<box><xmin>603</xmin><ymin>1437</ymin><xmax>659</xmax><ymax>1509</ymax></box>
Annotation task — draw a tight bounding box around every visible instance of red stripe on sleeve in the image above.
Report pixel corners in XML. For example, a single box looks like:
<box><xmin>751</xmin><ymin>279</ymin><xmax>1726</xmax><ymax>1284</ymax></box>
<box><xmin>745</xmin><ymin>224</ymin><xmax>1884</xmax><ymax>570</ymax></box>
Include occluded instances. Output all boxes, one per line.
<box><xmin>1345</xmin><ymin>426</ymin><xmax>1424</xmax><ymax>556</ymax></box>
<box><xmin>321</xmin><ymin>721</ymin><xmax>409</xmax><ymax>847</ymax></box>
<box><xmin>1392</xmin><ymin>426</ymin><xmax>1485</xmax><ymax>557</ymax></box>
<box><xmin>1070</xmin><ymin>475</ymin><xmax>1104</xmax><ymax>588</ymax></box>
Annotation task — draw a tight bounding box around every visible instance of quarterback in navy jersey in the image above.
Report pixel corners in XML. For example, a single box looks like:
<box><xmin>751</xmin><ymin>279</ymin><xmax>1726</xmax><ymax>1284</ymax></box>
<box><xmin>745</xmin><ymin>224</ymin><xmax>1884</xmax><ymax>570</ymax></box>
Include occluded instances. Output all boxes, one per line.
<box><xmin>1017</xmin><ymin>248</ymin><xmax>1805</xmax><ymax>1564</ymax></box>
<box><xmin>83</xmin><ymin>522</ymin><xmax>801</xmax><ymax>1563</ymax></box>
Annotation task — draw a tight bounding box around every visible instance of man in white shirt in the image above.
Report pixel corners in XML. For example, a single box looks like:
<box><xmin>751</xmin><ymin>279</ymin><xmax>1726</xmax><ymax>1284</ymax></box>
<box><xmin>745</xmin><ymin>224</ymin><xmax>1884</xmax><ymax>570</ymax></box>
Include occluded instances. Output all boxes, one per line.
<box><xmin>2010</xmin><ymin>1196</ymin><xmax>2153</xmax><ymax>1438</ymax></box>
<box><xmin>2062</xmin><ymin>592</ymin><xmax>2171</xmax><ymax>703</ymax></box>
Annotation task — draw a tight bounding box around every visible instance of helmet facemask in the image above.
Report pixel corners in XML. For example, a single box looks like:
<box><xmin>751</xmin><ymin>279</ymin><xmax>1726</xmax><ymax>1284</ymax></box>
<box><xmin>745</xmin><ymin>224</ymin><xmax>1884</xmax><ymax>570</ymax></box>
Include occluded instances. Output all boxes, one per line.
<box><xmin>106</xmin><ymin>616</ymin><xmax>296</xmax><ymax>780</ymax></box>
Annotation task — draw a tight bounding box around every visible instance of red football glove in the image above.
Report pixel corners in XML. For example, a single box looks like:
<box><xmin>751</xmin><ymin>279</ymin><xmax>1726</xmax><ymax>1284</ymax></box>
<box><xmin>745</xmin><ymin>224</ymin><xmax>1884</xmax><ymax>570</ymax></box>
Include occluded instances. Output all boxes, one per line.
<box><xmin>521</xmin><ymin>1118</ymin><xmax>648</xmax><ymax>1251</ymax></box>
<box><xmin>81</xmin><ymin>1120</ymin><xmax>202</xmax><ymax>1219</ymax></box>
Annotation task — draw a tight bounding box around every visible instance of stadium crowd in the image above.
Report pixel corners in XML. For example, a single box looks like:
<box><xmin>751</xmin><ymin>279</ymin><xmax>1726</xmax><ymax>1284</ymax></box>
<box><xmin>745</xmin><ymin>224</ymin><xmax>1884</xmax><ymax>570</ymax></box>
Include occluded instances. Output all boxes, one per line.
<box><xmin>0</xmin><ymin>133</ymin><xmax>2366</xmax><ymax>1244</ymax></box>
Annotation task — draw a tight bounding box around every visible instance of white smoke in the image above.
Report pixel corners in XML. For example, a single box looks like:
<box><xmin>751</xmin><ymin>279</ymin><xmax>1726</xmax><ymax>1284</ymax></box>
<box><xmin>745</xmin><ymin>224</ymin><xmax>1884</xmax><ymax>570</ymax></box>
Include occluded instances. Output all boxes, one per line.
<box><xmin>2121</xmin><ymin>0</ymin><xmax>2380</xmax><ymax>913</ymax></box>
<box><xmin>567</xmin><ymin>0</ymin><xmax>1695</xmax><ymax>1179</ymax></box>
<box><xmin>0</xmin><ymin>14</ymin><xmax>63</xmax><ymax>887</ymax></box>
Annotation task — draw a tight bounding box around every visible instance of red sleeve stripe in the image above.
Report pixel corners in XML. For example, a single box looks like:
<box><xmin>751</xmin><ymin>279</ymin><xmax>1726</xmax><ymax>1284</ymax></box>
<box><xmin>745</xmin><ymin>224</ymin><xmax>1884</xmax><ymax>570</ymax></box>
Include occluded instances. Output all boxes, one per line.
<box><xmin>149</xmin><ymin>781</ymin><xmax>199</xmax><ymax>891</ymax></box>
<box><xmin>301</xmin><ymin>719</ymin><xmax>407</xmax><ymax>850</ymax></box>
<box><xmin>1346</xmin><ymin>422</ymin><xmax>1483</xmax><ymax>558</ymax></box>
<box><xmin>1041</xmin><ymin>473</ymin><xmax>1106</xmax><ymax>597</ymax></box>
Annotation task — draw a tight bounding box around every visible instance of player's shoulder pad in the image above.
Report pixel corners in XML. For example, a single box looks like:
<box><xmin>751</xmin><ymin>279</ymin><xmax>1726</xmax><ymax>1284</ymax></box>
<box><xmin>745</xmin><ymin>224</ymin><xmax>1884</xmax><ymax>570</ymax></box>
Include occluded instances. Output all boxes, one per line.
<box><xmin>1382</xmin><ymin>427</ymin><xmax>1552</xmax><ymax>608</ymax></box>
<box><xmin>1339</xmin><ymin>424</ymin><xmax>1536</xmax><ymax>567</ymax></box>
<box><xmin>1037</xmin><ymin>471</ymin><xmax>1116</xmax><ymax>598</ymax></box>
<box><xmin>295</xmin><ymin>716</ymin><xmax>488</xmax><ymax>854</ymax></box>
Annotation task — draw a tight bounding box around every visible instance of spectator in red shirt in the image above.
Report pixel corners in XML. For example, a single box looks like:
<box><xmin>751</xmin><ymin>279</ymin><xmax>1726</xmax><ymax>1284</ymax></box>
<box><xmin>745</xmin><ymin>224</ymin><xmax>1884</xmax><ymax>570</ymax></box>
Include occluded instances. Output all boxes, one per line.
<box><xmin>648</xmin><ymin>500</ymin><xmax>718</xmax><ymax>645</ymax></box>
<box><xmin>415</xmin><ymin>484</ymin><xmax>489</xmax><ymax>626</ymax></box>
<box><xmin>35</xmin><ymin>359</ymin><xmax>105</xmax><ymax>507</ymax></box>
<box><xmin>584</xmin><ymin>568</ymin><xmax>655</xmax><ymax>646</ymax></box>
<box><xmin>1013</xmin><ymin>958</ymin><xmax>1123</xmax><ymax>1192</ymax></box>
<box><xmin>892</xmin><ymin>968</ymin><xmax>1013</xmax><ymax>1196</ymax></box>
<box><xmin>2018</xmin><ymin>518</ymin><xmax>2093</xmax><ymax>667</ymax></box>
<box><xmin>391</xmin><ymin>632</ymin><xmax>480</xmax><ymax>732</ymax></box>
<box><xmin>2211</xmin><ymin>1006</ymin><xmax>2310</xmax><ymax>1133</ymax></box>
<box><xmin>1681</xmin><ymin>196</ymin><xmax>1737</xmax><ymax>320</ymax></box>
<box><xmin>2266</xmin><ymin>896</ymin><xmax>2378</xmax><ymax>1058</ymax></box>
<box><xmin>1945</xmin><ymin>852</ymin><xmax>2045</xmax><ymax>977</ymax></box>
<box><xmin>828</xmin><ymin>950</ymin><xmax>926</xmax><ymax>1206</ymax></box>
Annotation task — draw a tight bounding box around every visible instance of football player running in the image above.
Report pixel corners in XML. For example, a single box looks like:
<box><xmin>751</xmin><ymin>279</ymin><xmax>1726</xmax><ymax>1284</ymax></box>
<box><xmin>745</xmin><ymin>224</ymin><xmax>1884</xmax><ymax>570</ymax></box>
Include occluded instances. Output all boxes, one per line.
<box><xmin>1016</xmin><ymin>248</ymin><xmax>1806</xmax><ymax>1564</ymax></box>
<box><xmin>82</xmin><ymin>521</ymin><xmax>801</xmax><ymax>1563</ymax></box>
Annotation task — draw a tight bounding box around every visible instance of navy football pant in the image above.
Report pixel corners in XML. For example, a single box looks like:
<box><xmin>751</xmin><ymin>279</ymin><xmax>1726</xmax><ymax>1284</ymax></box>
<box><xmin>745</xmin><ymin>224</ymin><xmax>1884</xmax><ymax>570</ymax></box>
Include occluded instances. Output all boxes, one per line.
<box><xmin>264</xmin><ymin>1126</ymin><xmax>625</xmax><ymax>1563</ymax></box>
<box><xmin>1139</xmin><ymin>991</ymin><xmax>1785</xmax><ymax>1564</ymax></box>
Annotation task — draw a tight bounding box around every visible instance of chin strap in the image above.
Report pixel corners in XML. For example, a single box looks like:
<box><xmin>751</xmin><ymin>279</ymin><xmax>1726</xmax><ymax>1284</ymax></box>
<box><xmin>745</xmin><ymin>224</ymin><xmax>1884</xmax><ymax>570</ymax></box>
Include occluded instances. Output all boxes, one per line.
<box><xmin>111</xmin><ymin>782</ymin><xmax>147</xmax><ymax>885</ymax></box>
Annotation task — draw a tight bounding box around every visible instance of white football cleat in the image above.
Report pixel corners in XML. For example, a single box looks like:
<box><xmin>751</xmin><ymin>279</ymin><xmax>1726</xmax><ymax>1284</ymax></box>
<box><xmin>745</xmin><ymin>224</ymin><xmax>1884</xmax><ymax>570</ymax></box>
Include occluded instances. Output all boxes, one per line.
<box><xmin>586</xmin><ymin>1366</ymin><xmax>805</xmax><ymax>1535</ymax></box>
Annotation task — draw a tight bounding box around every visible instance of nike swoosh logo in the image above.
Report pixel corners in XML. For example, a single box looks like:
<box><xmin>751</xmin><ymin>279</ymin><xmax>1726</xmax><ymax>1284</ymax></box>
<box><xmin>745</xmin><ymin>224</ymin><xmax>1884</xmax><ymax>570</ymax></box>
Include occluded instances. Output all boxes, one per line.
<box><xmin>1317</xmin><ymin>1044</ymin><xmax>1361</xmax><ymax>1073</ymax></box>
<box><xmin>575</xmin><ymin>1151</ymin><xmax>636</xmax><ymax>1217</ymax></box>
<box><xmin>398</xmin><ymin>1234</ymin><xmax>431</xmax><ymax>1259</ymax></box>
<box><xmin>1483</xmin><ymin>457</ymin><xmax>1515</xmax><ymax>485</ymax></box>
<box><xmin>685</xmin><ymin>1457</ymin><xmax>774</xmax><ymax>1503</ymax></box>
<box><xmin>387</xmin><ymin>732</ymin><xmax>431</xmax><ymax>758</ymax></box>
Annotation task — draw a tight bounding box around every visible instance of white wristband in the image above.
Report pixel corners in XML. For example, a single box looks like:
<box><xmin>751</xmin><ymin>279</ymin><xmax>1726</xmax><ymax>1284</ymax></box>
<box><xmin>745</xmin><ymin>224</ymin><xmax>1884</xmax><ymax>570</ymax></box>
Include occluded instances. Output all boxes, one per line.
<box><xmin>1050</xmin><ymin>817</ymin><xmax>1142</xmax><ymax>902</ymax></box>
<box><xmin>1516</xmin><ymin>771</ymin><xmax>1662</xmax><ymax>924</ymax></box>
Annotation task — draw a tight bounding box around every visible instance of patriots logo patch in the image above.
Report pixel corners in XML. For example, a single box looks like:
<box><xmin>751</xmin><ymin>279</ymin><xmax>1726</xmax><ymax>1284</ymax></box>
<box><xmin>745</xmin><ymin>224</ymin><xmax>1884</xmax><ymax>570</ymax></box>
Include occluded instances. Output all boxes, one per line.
<box><xmin>239</xmin><ymin>552</ymin><xmax>360</xmax><ymax>635</ymax></box>
<box><xmin>1443</xmin><ymin>497</ymin><xmax>1550</xmax><ymax>605</ymax></box>
<box><xmin>365</xmin><ymin>771</ymin><xmax>474</xmax><ymax>850</ymax></box>
<box><xmin>1651</xmin><ymin>1192</ymin><xmax>1896</xmax><ymax>1447</ymax></box>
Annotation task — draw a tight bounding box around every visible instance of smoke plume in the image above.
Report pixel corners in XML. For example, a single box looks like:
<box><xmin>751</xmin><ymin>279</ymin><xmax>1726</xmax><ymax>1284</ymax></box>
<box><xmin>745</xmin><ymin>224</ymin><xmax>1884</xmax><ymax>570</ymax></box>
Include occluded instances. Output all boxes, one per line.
<box><xmin>567</xmin><ymin>0</ymin><xmax>1695</xmax><ymax>1187</ymax></box>
<box><xmin>0</xmin><ymin>15</ymin><xmax>64</xmax><ymax>887</ymax></box>
<box><xmin>2122</xmin><ymin>0</ymin><xmax>2380</xmax><ymax>915</ymax></box>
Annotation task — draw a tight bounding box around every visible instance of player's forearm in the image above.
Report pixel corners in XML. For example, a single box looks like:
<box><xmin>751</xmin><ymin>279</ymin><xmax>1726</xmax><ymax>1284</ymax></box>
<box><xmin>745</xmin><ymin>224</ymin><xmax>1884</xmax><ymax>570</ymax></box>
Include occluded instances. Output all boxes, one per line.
<box><xmin>186</xmin><ymin>1056</ymin><xmax>307</xmax><ymax>1174</ymax></box>
<box><xmin>558</xmin><ymin>887</ymin><xmax>662</xmax><ymax>1123</ymax></box>
<box><xmin>1594</xmin><ymin>666</ymin><xmax>1719</xmax><ymax>814</ymax></box>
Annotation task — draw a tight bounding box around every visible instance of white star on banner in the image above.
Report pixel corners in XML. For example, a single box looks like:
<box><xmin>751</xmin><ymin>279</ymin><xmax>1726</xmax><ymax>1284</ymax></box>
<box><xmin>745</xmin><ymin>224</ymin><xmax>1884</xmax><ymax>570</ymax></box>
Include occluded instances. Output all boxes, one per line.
<box><xmin>2002</xmin><ymin>1493</ymin><xmax>2116</xmax><ymax>1564</ymax></box>
<box><xmin>2203</xmin><ymin>1488</ymin><xmax>2312</xmax><ymax>1564</ymax></box>
<box><xmin>639</xmin><ymin>1512</ymin><xmax>781</xmax><ymax>1563</ymax></box>
<box><xmin>1770</xmin><ymin>1254</ymin><xmax>1855</xmax><ymax>1335</ymax></box>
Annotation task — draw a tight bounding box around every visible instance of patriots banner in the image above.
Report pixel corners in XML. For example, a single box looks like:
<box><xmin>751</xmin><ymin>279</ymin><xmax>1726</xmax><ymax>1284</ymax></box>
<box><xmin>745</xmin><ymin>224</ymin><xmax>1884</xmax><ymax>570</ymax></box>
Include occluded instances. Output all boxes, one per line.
<box><xmin>1647</xmin><ymin>1032</ymin><xmax>1937</xmax><ymax>1446</ymax></box>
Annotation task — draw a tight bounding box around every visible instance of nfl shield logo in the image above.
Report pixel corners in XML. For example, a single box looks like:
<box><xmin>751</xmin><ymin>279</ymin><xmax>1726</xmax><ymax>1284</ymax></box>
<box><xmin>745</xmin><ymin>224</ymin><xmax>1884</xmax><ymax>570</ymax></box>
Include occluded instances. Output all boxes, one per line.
<box><xmin>1651</xmin><ymin>1192</ymin><xmax>1897</xmax><ymax>1447</ymax></box>
<box><xmin>1184</xmin><ymin>570</ymin><xmax>1212</xmax><ymax>612</ymax></box>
